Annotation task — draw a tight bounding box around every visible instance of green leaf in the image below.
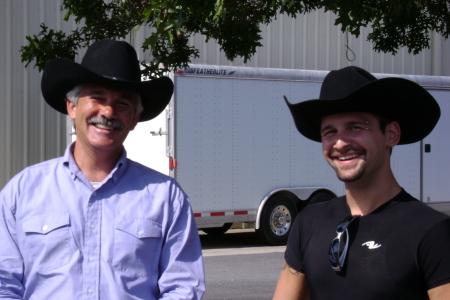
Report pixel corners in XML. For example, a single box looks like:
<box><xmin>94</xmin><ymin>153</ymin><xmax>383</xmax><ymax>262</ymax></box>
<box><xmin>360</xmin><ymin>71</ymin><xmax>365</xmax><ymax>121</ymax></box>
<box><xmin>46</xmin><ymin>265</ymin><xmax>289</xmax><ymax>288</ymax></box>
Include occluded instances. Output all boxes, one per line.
<box><xmin>20</xmin><ymin>0</ymin><xmax>450</xmax><ymax>77</ymax></box>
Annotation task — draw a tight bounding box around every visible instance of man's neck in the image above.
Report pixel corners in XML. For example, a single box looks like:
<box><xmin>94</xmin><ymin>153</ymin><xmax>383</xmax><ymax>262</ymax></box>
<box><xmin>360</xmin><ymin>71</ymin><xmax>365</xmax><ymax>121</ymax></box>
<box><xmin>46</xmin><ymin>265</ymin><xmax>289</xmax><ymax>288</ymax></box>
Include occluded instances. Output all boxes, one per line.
<box><xmin>72</xmin><ymin>142</ymin><xmax>123</xmax><ymax>182</ymax></box>
<box><xmin>344</xmin><ymin>170</ymin><xmax>402</xmax><ymax>216</ymax></box>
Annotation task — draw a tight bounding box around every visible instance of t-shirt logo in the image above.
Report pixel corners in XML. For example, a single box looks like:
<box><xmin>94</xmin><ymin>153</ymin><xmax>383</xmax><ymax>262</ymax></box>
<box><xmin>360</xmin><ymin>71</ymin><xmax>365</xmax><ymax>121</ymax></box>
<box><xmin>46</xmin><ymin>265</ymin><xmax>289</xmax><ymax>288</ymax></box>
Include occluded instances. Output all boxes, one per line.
<box><xmin>362</xmin><ymin>241</ymin><xmax>381</xmax><ymax>249</ymax></box>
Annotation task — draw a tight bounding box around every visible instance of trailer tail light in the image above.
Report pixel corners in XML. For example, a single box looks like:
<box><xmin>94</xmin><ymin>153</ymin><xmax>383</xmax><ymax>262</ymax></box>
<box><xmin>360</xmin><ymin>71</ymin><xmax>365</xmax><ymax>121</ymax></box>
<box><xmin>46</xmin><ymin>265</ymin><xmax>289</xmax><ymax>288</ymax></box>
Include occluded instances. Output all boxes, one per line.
<box><xmin>169</xmin><ymin>157</ymin><xmax>178</xmax><ymax>170</ymax></box>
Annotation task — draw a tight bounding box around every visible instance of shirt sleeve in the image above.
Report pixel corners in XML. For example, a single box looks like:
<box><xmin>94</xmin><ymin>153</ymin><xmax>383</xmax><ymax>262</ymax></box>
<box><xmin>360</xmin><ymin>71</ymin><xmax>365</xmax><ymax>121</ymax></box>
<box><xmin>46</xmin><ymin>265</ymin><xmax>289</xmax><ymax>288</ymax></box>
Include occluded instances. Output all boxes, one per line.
<box><xmin>284</xmin><ymin>211</ymin><xmax>305</xmax><ymax>273</ymax></box>
<box><xmin>157</xmin><ymin>182</ymin><xmax>205</xmax><ymax>300</ymax></box>
<box><xmin>0</xmin><ymin>189</ymin><xmax>25</xmax><ymax>299</ymax></box>
<box><xmin>419</xmin><ymin>218</ymin><xmax>450</xmax><ymax>290</ymax></box>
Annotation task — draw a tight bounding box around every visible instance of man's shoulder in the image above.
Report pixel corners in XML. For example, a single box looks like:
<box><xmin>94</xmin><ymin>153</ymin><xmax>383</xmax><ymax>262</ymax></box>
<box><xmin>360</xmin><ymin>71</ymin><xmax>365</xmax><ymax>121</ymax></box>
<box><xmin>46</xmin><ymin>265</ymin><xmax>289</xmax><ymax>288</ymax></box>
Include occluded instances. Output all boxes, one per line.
<box><xmin>28</xmin><ymin>156</ymin><xmax>64</xmax><ymax>169</ymax></box>
<box><xmin>373</xmin><ymin>190</ymin><xmax>450</xmax><ymax>237</ymax></box>
<box><xmin>396</xmin><ymin>190</ymin><xmax>449</xmax><ymax>221</ymax></box>
<box><xmin>1</xmin><ymin>156</ymin><xmax>64</xmax><ymax>198</ymax></box>
<box><xmin>303</xmin><ymin>195</ymin><xmax>346</xmax><ymax>213</ymax></box>
<box><xmin>295</xmin><ymin>195</ymin><xmax>347</xmax><ymax>225</ymax></box>
<box><xmin>124</xmin><ymin>160</ymin><xmax>190</xmax><ymax>204</ymax></box>
<box><xmin>7</xmin><ymin>156</ymin><xmax>63</xmax><ymax>182</ymax></box>
<box><xmin>126</xmin><ymin>159</ymin><xmax>172</xmax><ymax>179</ymax></box>
<box><xmin>125</xmin><ymin>159</ymin><xmax>181</xmax><ymax>188</ymax></box>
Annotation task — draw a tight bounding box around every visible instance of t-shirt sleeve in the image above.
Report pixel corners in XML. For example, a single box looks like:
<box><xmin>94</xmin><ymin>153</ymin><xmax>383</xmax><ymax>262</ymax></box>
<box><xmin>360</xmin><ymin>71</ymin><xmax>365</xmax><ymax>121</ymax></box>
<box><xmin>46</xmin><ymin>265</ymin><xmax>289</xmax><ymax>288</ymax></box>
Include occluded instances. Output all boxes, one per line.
<box><xmin>284</xmin><ymin>213</ymin><xmax>305</xmax><ymax>273</ymax></box>
<box><xmin>419</xmin><ymin>218</ymin><xmax>450</xmax><ymax>290</ymax></box>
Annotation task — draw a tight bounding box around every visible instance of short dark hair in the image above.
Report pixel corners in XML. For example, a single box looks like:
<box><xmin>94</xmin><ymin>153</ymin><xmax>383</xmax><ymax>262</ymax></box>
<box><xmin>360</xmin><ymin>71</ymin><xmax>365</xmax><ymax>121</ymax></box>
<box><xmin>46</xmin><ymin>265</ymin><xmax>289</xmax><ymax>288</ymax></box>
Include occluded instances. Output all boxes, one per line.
<box><xmin>374</xmin><ymin>114</ymin><xmax>395</xmax><ymax>154</ymax></box>
<box><xmin>375</xmin><ymin>114</ymin><xmax>393</xmax><ymax>133</ymax></box>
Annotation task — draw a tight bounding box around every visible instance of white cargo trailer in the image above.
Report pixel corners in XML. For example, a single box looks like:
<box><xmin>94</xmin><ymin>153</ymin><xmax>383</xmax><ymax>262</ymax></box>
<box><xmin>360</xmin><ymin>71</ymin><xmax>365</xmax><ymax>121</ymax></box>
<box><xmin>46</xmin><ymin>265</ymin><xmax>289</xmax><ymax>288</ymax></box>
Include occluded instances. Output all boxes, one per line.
<box><xmin>126</xmin><ymin>65</ymin><xmax>450</xmax><ymax>245</ymax></box>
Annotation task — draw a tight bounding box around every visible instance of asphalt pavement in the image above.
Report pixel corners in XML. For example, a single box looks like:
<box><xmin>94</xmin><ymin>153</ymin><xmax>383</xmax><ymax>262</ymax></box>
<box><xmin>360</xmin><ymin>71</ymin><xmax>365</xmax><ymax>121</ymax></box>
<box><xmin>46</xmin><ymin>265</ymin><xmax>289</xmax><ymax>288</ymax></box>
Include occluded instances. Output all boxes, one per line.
<box><xmin>200</xmin><ymin>229</ymin><xmax>286</xmax><ymax>300</ymax></box>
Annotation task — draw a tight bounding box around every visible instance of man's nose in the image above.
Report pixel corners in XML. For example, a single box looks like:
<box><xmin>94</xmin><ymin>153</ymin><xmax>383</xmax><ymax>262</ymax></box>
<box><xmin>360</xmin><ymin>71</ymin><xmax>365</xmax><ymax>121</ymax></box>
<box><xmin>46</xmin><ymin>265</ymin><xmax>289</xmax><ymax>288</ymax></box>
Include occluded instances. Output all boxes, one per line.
<box><xmin>333</xmin><ymin>135</ymin><xmax>352</xmax><ymax>150</ymax></box>
<box><xmin>100</xmin><ymin>103</ymin><xmax>115</xmax><ymax>118</ymax></box>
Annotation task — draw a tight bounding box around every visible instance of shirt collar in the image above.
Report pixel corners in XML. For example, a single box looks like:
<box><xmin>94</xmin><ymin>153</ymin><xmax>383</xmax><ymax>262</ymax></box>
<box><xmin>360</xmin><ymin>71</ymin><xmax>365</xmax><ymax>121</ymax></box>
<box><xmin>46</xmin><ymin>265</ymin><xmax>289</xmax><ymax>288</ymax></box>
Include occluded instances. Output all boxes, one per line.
<box><xmin>63</xmin><ymin>142</ymin><xmax>129</xmax><ymax>185</ymax></box>
<box><xmin>112</xmin><ymin>148</ymin><xmax>128</xmax><ymax>183</ymax></box>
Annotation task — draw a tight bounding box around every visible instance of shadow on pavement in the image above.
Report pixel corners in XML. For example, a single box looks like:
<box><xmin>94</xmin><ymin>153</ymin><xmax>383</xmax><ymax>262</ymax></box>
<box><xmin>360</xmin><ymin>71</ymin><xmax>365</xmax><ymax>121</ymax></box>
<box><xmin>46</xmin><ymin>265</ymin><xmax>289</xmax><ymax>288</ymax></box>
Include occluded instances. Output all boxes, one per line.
<box><xmin>199</xmin><ymin>229</ymin><xmax>268</xmax><ymax>249</ymax></box>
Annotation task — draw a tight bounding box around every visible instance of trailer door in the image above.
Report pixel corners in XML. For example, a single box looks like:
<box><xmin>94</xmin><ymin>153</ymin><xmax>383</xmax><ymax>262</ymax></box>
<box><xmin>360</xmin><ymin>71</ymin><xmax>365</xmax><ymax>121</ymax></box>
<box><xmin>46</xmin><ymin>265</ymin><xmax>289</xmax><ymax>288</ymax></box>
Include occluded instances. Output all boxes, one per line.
<box><xmin>422</xmin><ymin>90</ymin><xmax>450</xmax><ymax>204</ymax></box>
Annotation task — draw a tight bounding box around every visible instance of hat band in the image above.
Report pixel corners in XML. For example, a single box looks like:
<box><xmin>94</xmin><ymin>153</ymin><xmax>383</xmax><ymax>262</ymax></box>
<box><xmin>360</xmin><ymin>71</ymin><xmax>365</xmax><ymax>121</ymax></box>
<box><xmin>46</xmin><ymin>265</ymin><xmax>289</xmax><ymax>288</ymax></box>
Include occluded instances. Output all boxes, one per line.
<box><xmin>102</xmin><ymin>75</ymin><xmax>139</xmax><ymax>82</ymax></box>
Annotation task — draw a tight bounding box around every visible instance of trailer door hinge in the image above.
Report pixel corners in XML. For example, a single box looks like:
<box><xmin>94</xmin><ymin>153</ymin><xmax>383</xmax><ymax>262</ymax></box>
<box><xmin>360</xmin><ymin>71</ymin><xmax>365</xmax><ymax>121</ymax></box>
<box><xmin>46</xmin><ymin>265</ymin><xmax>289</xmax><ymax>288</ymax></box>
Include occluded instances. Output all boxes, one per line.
<box><xmin>166</xmin><ymin>107</ymin><xmax>173</xmax><ymax>119</ymax></box>
<box><xmin>167</xmin><ymin>146</ymin><xmax>174</xmax><ymax>156</ymax></box>
<box><xmin>150</xmin><ymin>128</ymin><xmax>168</xmax><ymax>136</ymax></box>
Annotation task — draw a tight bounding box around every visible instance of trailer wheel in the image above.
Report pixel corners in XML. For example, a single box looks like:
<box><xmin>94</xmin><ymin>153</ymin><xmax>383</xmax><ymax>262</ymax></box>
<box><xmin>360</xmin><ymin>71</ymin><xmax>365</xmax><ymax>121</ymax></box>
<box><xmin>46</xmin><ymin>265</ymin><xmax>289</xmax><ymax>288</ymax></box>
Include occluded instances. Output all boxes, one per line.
<box><xmin>256</xmin><ymin>195</ymin><xmax>297</xmax><ymax>245</ymax></box>
<box><xmin>201</xmin><ymin>223</ymin><xmax>233</xmax><ymax>236</ymax></box>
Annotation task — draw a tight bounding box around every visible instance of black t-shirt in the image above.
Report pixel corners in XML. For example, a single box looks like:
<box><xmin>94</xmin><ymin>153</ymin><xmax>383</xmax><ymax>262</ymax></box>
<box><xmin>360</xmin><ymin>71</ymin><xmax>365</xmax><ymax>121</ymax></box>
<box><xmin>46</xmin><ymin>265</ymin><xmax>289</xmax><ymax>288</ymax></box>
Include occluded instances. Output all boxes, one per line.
<box><xmin>285</xmin><ymin>190</ymin><xmax>450</xmax><ymax>300</ymax></box>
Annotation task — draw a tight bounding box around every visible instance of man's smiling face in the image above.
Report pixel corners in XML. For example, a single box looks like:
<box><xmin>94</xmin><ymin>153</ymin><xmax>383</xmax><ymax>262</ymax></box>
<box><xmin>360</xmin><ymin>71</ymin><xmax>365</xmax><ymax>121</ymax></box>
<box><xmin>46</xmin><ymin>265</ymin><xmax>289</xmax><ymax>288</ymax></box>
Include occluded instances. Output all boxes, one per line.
<box><xmin>320</xmin><ymin>112</ymin><xmax>392</xmax><ymax>183</ymax></box>
<box><xmin>67</xmin><ymin>84</ymin><xmax>141</xmax><ymax>154</ymax></box>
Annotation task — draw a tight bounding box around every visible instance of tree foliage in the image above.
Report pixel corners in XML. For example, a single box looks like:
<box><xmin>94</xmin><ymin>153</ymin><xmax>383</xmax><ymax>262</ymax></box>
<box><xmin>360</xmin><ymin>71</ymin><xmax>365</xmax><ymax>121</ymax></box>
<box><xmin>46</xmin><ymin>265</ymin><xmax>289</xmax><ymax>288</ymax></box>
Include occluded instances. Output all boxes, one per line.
<box><xmin>21</xmin><ymin>0</ymin><xmax>450</xmax><ymax>78</ymax></box>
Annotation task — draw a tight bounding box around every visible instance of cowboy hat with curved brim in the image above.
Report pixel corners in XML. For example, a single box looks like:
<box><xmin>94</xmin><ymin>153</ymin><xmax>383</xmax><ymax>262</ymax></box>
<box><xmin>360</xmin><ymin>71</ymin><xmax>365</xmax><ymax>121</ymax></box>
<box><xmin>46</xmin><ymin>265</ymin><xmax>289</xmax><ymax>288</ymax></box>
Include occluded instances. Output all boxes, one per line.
<box><xmin>284</xmin><ymin>66</ymin><xmax>440</xmax><ymax>145</ymax></box>
<box><xmin>41</xmin><ymin>39</ymin><xmax>173</xmax><ymax>122</ymax></box>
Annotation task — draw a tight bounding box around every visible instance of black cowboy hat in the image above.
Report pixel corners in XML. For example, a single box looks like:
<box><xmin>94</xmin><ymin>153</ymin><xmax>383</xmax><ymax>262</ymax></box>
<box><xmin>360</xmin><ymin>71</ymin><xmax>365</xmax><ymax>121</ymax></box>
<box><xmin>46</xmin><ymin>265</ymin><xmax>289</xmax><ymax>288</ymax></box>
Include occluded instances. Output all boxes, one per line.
<box><xmin>284</xmin><ymin>66</ymin><xmax>440</xmax><ymax>144</ymax></box>
<box><xmin>41</xmin><ymin>39</ymin><xmax>173</xmax><ymax>122</ymax></box>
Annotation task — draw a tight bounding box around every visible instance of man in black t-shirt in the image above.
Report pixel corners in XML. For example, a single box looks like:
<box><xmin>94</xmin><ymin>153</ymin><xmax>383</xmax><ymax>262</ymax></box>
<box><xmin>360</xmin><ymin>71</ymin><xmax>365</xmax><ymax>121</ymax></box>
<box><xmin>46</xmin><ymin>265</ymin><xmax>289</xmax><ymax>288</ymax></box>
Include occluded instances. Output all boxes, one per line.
<box><xmin>273</xmin><ymin>66</ymin><xmax>450</xmax><ymax>300</ymax></box>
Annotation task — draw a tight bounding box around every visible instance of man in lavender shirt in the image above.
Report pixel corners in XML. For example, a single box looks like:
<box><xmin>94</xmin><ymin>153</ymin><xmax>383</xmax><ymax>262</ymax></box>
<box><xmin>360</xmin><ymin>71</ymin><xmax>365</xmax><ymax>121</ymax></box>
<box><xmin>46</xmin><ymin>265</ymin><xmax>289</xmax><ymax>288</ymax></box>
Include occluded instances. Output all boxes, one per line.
<box><xmin>0</xmin><ymin>40</ymin><xmax>205</xmax><ymax>299</ymax></box>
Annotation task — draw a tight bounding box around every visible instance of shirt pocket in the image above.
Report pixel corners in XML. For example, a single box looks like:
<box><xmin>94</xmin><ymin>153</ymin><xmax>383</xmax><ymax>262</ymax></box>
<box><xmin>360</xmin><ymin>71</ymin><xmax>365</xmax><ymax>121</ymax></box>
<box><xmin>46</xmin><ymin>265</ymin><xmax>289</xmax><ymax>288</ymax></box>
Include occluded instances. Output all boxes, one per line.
<box><xmin>22</xmin><ymin>213</ymin><xmax>71</xmax><ymax>273</ymax></box>
<box><xmin>113</xmin><ymin>218</ymin><xmax>162</xmax><ymax>277</ymax></box>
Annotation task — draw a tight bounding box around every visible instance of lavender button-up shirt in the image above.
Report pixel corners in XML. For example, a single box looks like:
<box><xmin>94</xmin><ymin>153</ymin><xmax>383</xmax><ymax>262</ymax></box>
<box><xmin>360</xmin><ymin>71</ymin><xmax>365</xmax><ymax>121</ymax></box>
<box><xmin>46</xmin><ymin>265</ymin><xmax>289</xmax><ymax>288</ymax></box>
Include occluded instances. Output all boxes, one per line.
<box><xmin>0</xmin><ymin>144</ymin><xmax>205</xmax><ymax>299</ymax></box>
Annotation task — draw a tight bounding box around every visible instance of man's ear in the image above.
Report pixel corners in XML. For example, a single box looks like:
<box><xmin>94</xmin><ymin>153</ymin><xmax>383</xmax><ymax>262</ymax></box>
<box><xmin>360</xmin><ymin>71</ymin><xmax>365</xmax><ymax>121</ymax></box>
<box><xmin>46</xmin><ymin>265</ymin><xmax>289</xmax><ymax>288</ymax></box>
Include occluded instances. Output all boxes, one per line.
<box><xmin>385</xmin><ymin>121</ymin><xmax>401</xmax><ymax>147</ymax></box>
<box><xmin>66</xmin><ymin>100</ymin><xmax>76</xmax><ymax>119</ymax></box>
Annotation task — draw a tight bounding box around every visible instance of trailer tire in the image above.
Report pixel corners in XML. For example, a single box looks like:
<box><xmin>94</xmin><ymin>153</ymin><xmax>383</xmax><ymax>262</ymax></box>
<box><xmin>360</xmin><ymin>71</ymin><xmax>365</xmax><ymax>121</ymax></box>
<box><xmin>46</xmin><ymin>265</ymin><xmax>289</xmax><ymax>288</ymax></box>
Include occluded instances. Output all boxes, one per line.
<box><xmin>201</xmin><ymin>223</ymin><xmax>233</xmax><ymax>236</ymax></box>
<box><xmin>256</xmin><ymin>195</ymin><xmax>297</xmax><ymax>245</ymax></box>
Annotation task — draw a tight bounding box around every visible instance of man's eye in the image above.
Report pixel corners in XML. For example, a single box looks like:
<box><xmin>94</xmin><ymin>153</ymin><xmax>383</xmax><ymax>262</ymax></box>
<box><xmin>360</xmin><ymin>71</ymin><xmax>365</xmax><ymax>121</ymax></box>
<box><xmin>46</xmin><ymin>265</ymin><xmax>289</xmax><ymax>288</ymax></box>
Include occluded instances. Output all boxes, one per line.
<box><xmin>350</xmin><ymin>126</ymin><xmax>363</xmax><ymax>132</ymax></box>
<box><xmin>321</xmin><ymin>130</ymin><xmax>335</xmax><ymax>137</ymax></box>
<box><xmin>90</xmin><ymin>96</ymin><xmax>105</xmax><ymax>102</ymax></box>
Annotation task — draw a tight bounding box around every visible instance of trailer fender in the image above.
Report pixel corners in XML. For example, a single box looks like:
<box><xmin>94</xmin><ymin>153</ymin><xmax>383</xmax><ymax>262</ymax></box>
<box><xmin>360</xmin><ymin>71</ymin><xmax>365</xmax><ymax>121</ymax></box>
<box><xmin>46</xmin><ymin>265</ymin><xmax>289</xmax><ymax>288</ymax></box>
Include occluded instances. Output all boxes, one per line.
<box><xmin>256</xmin><ymin>187</ymin><xmax>335</xmax><ymax>230</ymax></box>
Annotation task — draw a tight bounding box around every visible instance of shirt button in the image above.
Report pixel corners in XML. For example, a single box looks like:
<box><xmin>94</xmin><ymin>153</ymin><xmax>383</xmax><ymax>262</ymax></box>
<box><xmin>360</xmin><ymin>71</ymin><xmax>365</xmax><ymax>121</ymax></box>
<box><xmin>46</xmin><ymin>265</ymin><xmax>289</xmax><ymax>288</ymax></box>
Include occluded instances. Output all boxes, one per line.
<box><xmin>138</xmin><ymin>230</ymin><xmax>144</xmax><ymax>236</ymax></box>
<box><xmin>42</xmin><ymin>225</ymin><xmax>49</xmax><ymax>231</ymax></box>
<box><xmin>88</xmin><ymin>288</ymin><xmax>93</xmax><ymax>294</ymax></box>
<box><xmin>89</xmin><ymin>257</ymin><xmax>94</xmax><ymax>262</ymax></box>
<box><xmin>90</xmin><ymin>224</ymin><xmax>95</xmax><ymax>229</ymax></box>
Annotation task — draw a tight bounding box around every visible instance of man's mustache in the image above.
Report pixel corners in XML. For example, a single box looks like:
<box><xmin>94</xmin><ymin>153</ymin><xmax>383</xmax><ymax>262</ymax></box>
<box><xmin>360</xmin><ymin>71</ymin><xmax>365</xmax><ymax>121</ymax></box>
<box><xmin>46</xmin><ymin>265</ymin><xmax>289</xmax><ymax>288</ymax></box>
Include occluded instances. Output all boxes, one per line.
<box><xmin>87</xmin><ymin>116</ymin><xmax>124</xmax><ymax>130</ymax></box>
